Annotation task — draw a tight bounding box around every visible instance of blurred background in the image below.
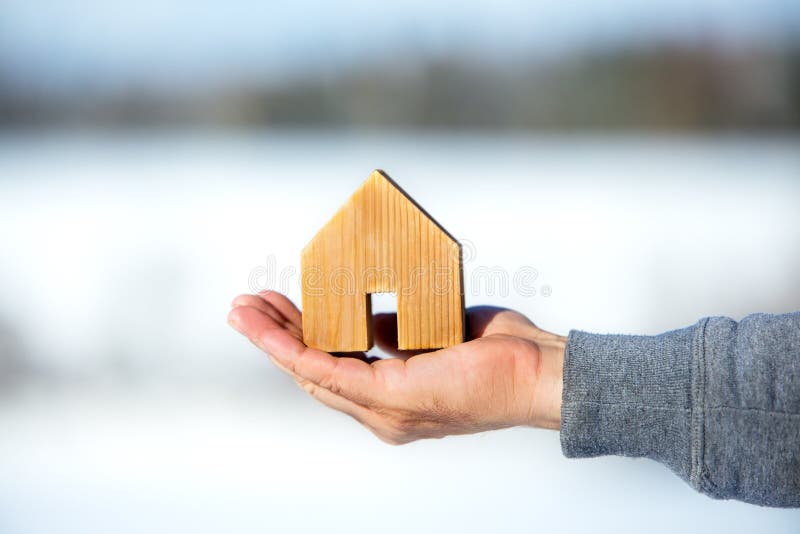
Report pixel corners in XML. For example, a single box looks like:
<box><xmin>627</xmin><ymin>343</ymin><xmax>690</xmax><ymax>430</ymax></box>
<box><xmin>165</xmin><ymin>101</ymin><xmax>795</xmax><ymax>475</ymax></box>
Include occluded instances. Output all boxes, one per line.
<box><xmin>1</xmin><ymin>1</ymin><xmax>799</xmax><ymax>532</ymax></box>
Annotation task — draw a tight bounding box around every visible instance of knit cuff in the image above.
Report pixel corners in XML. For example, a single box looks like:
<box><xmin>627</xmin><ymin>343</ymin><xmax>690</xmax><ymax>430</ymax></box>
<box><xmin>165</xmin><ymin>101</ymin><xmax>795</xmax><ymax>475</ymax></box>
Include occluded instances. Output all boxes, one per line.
<box><xmin>560</xmin><ymin>325</ymin><xmax>697</xmax><ymax>480</ymax></box>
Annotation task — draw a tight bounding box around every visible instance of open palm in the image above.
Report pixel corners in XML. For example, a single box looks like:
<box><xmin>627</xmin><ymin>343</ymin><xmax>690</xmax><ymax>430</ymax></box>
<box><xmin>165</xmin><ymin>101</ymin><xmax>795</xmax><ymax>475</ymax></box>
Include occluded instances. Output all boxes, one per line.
<box><xmin>228</xmin><ymin>291</ymin><xmax>565</xmax><ymax>444</ymax></box>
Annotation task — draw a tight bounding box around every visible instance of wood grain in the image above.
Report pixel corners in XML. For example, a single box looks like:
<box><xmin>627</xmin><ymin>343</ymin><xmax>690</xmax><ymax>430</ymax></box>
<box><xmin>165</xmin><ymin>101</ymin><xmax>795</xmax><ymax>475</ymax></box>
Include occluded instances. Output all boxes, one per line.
<box><xmin>301</xmin><ymin>170</ymin><xmax>464</xmax><ymax>352</ymax></box>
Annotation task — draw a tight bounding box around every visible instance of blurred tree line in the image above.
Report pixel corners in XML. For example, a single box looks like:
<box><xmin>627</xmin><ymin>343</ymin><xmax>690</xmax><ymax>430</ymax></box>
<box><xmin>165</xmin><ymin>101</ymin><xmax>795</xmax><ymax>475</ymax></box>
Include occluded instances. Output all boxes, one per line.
<box><xmin>1</xmin><ymin>45</ymin><xmax>798</xmax><ymax>130</ymax></box>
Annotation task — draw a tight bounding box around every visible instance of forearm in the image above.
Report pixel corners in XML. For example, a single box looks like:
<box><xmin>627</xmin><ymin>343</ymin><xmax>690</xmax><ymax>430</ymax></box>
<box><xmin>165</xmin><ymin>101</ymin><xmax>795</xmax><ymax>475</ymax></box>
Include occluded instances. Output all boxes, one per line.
<box><xmin>560</xmin><ymin>312</ymin><xmax>800</xmax><ymax>507</ymax></box>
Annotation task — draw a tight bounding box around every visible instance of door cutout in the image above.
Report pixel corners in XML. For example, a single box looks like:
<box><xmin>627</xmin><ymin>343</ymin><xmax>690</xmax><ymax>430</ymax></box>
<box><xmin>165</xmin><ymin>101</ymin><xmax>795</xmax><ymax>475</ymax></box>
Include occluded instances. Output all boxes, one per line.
<box><xmin>368</xmin><ymin>292</ymin><xmax>398</xmax><ymax>357</ymax></box>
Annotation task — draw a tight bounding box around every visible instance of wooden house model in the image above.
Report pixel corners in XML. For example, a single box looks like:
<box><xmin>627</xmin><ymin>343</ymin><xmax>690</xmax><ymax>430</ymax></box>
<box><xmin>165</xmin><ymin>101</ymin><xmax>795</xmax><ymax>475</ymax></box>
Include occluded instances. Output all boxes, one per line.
<box><xmin>301</xmin><ymin>170</ymin><xmax>464</xmax><ymax>352</ymax></box>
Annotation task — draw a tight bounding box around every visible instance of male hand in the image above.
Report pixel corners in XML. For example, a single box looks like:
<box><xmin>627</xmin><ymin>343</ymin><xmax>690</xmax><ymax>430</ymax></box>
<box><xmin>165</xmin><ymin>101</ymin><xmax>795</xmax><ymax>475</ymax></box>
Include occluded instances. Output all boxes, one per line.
<box><xmin>228</xmin><ymin>291</ymin><xmax>565</xmax><ymax>444</ymax></box>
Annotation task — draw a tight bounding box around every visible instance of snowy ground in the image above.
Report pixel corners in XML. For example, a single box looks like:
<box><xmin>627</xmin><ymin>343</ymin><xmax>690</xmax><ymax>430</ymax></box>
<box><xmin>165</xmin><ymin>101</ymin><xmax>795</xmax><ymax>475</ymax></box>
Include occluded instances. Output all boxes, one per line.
<box><xmin>1</xmin><ymin>130</ymin><xmax>799</xmax><ymax>533</ymax></box>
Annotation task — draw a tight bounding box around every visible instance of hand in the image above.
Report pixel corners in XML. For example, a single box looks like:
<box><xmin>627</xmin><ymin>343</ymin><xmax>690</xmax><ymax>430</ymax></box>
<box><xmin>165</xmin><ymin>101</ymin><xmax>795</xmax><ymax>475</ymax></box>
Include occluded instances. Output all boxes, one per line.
<box><xmin>228</xmin><ymin>291</ymin><xmax>566</xmax><ymax>444</ymax></box>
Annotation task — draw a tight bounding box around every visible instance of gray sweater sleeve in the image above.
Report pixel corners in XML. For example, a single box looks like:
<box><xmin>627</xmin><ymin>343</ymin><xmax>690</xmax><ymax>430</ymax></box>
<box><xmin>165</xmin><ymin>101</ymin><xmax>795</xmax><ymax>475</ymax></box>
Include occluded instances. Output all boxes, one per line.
<box><xmin>560</xmin><ymin>312</ymin><xmax>800</xmax><ymax>507</ymax></box>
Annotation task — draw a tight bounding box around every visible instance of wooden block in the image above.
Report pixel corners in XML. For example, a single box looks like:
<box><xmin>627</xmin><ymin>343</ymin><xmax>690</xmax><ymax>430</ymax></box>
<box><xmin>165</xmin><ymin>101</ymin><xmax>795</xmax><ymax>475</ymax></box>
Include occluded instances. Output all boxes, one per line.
<box><xmin>301</xmin><ymin>170</ymin><xmax>464</xmax><ymax>352</ymax></box>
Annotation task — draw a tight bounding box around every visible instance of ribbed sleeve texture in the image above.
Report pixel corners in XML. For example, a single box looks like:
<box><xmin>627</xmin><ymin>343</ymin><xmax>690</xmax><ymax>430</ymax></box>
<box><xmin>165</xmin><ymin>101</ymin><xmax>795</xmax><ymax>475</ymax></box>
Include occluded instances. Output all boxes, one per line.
<box><xmin>560</xmin><ymin>312</ymin><xmax>800</xmax><ymax>507</ymax></box>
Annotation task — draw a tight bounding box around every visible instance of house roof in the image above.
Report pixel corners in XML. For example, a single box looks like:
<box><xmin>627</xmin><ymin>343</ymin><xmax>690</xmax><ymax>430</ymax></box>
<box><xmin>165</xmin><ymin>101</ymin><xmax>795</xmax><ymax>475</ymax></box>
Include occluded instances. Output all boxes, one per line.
<box><xmin>303</xmin><ymin>169</ymin><xmax>461</xmax><ymax>252</ymax></box>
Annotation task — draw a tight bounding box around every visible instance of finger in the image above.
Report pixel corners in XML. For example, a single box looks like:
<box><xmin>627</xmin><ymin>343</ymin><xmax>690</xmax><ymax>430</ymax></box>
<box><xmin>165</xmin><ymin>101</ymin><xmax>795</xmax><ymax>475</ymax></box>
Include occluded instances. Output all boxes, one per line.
<box><xmin>229</xmin><ymin>305</ymin><xmax>388</xmax><ymax>435</ymax></box>
<box><xmin>231</xmin><ymin>294</ymin><xmax>302</xmax><ymax>338</ymax></box>
<box><xmin>229</xmin><ymin>304</ymin><xmax>277</xmax><ymax>348</ymax></box>
<box><xmin>228</xmin><ymin>305</ymin><xmax>375</xmax><ymax>396</ymax></box>
<box><xmin>266</xmin><ymin>349</ymin><xmax>379</xmax><ymax>424</ymax></box>
<box><xmin>231</xmin><ymin>293</ymin><xmax>271</xmax><ymax>312</ymax></box>
<box><xmin>298</xmin><ymin>378</ymin><xmax>382</xmax><ymax>427</ymax></box>
<box><xmin>265</xmin><ymin>350</ymin><xmax>304</xmax><ymax>381</ymax></box>
<box><xmin>231</xmin><ymin>291</ymin><xmax>302</xmax><ymax>330</ymax></box>
<box><xmin>258</xmin><ymin>290</ymin><xmax>303</xmax><ymax>328</ymax></box>
<box><xmin>372</xmin><ymin>313</ymin><xmax>427</xmax><ymax>360</ymax></box>
<box><xmin>229</xmin><ymin>305</ymin><xmax>379</xmax><ymax>406</ymax></box>
<box><xmin>233</xmin><ymin>295</ymin><xmax>375</xmax><ymax>360</ymax></box>
<box><xmin>264</xmin><ymin>351</ymin><xmax>388</xmax><ymax>438</ymax></box>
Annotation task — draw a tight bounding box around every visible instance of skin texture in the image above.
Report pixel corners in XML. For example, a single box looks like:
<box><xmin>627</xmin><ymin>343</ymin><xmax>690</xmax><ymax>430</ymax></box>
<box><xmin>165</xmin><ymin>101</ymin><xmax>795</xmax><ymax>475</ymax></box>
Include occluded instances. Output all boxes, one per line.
<box><xmin>228</xmin><ymin>291</ymin><xmax>566</xmax><ymax>444</ymax></box>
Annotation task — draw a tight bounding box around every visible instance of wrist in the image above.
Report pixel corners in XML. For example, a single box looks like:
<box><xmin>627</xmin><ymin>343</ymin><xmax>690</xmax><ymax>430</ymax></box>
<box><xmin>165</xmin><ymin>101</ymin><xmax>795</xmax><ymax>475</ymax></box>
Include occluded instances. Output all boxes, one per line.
<box><xmin>528</xmin><ymin>331</ymin><xmax>566</xmax><ymax>430</ymax></box>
